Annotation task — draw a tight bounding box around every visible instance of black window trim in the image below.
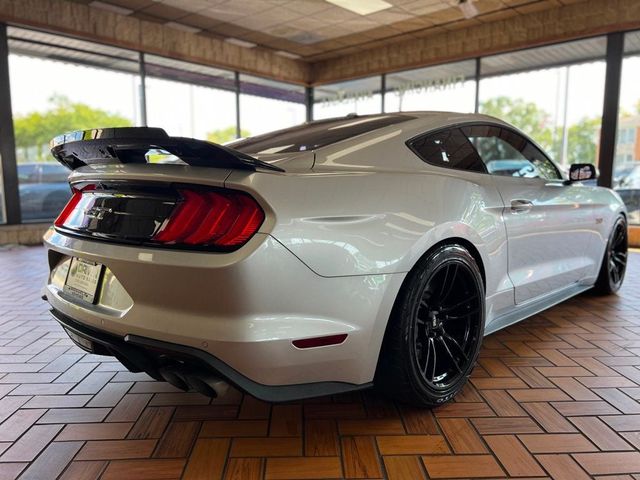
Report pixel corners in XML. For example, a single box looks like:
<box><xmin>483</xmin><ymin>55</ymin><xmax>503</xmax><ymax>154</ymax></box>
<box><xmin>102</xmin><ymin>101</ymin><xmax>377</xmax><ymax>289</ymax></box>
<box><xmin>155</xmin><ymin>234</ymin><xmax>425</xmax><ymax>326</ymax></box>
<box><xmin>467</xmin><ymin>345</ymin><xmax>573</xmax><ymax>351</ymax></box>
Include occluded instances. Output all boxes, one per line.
<box><xmin>405</xmin><ymin>121</ymin><xmax>564</xmax><ymax>181</ymax></box>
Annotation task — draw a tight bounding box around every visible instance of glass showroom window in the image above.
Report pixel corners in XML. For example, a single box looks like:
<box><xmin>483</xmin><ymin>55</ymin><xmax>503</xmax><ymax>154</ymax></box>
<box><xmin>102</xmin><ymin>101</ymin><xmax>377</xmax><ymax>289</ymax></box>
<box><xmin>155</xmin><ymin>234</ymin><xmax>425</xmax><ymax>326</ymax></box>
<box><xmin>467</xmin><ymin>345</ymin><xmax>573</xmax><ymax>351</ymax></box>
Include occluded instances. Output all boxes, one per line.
<box><xmin>145</xmin><ymin>55</ymin><xmax>237</xmax><ymax>142</ymax></box>
<box><xmin>314</xmin><ymin>76</ymin><xmax>382</xmax><ymax>119</ymax></box>
<box><xmin>479</xmin><ymin>37</ymin><xmax>607</xmax><ymax>172</ymax></box>
<box><xmin>614</xmin><ymin>31</ymin><xmax>640</xmax><ymax>225</ymax></box>
<box><xmin>239</xmin><ymin>74</ymin><xmax>306</xmax><ymax>137</ymax></box>
<box><xmin>384</xmin><ymin>60</ymin><xmax>477</xmax><ymax>113</ymax></box>
<box><xmin>7</xmin><ymin>27</ymin><xmax>142</xmax><ymax>223</ymax></box>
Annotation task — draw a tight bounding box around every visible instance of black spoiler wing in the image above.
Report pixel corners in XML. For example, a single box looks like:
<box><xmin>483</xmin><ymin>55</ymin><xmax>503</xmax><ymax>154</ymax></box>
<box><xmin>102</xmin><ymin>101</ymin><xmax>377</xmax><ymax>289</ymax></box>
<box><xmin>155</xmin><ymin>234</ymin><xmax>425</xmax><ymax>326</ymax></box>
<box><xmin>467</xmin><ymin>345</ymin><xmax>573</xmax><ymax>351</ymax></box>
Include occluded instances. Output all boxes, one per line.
<box><xmin>49</xmin><ymin>127</ymin><xmax>283</xmax><ymax>172</ymax></box>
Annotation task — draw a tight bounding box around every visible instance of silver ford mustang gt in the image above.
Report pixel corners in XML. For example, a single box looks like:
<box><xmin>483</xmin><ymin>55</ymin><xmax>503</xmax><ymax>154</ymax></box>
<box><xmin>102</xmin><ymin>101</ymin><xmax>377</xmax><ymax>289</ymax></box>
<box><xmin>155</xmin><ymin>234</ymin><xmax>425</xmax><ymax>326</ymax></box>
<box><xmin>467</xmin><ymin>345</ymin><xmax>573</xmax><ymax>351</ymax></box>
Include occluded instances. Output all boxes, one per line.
<box><xmin>43</xmin><ymin>112</ymin><xmax>628</xmax><ymax>406</ymax></box>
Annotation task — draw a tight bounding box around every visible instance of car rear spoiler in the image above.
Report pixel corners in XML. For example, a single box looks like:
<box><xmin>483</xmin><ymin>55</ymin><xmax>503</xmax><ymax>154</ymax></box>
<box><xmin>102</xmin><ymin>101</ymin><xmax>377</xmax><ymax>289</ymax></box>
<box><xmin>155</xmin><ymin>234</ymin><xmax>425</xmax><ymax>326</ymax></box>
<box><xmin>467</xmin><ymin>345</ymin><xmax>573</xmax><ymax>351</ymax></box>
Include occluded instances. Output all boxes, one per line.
<box><xmin>49</xmin><ymin>127</ymin><xmax>284</xmax><ymax>173</ymax></box>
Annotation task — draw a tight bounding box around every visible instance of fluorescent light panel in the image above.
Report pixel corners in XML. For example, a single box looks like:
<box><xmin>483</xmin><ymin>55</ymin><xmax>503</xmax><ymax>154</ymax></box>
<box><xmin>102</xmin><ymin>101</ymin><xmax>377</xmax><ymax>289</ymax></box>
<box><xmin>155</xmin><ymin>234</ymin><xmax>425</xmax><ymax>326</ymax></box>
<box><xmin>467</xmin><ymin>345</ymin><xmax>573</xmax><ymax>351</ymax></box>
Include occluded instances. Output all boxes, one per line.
<box><xmin>225</xmin><ymin>38</ymin><xmax>257</xmax><ymax>48</ymax></box>
<box><xmin>275</xmin><ymin>50</ymin><xmax>302</xmax><ymax>59</ymax></box>
<box><xmin>458</xmin><ymin>0</ymin><xmax>479</xmax><ymax>19</ymax></box>
<box><xmin>325</xmin><ymin>0</ymin><xmax>392</xmax><ymax>16</ymax></box>
<box><xmin>165</xmin><ymin>22</ymin><xmax>202</xmax><ymax>34</ymax></box>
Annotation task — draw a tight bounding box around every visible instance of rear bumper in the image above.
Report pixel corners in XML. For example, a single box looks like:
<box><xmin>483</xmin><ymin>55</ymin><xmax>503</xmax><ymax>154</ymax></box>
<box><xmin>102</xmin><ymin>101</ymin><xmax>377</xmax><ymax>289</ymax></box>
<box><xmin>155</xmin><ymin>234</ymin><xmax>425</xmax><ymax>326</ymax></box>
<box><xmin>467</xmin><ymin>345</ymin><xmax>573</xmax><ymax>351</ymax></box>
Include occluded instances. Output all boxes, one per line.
<box><xmin>50</xmin><ymin>308</ymin><xmax>370</xmax><ymax>402</ymax></box>
<box><xmin>43</xmin><ymin>227</ymin><xmax>405</xmax><ymax>388</ymax></box>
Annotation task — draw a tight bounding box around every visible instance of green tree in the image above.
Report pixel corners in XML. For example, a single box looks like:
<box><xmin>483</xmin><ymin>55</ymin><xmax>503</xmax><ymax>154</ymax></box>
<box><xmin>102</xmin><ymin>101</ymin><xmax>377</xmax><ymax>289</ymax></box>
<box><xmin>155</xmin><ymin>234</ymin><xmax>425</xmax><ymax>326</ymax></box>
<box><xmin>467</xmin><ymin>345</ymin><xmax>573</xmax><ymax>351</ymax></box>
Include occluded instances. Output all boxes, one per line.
<box><xmin>480</xmin><ymin>96</ymin><xmax>557</xmax><ymax>156</ymax></box>
<box><xmin>565</xmin><ymin>117</ymin><xmax>600</xmax><ymax>165</ymax></box>
<box><xmin>206</xmin><ymin>126</ymin><xmax>250</xmax><ymax>144</ymax></box>
<box><xmin>13</xmin><ymin>95</ymin><xmax>132</xmax><ymax>162</ymax></box>
<box><xmin>480</xmin><ymin>96</ymin><xmax>600</xmax><ymax>165</ymax></box>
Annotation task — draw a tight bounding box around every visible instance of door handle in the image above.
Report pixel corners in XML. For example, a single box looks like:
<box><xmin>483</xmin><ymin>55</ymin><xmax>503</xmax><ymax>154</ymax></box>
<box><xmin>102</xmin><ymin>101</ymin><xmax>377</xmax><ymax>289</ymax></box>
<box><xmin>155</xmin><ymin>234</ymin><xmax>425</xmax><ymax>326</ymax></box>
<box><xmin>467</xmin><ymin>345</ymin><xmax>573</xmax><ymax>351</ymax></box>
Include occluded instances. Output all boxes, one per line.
<box><xmin>511</xmin><ymin>199</ymin><xmax>533</xmax><ymax>213</ymax></box>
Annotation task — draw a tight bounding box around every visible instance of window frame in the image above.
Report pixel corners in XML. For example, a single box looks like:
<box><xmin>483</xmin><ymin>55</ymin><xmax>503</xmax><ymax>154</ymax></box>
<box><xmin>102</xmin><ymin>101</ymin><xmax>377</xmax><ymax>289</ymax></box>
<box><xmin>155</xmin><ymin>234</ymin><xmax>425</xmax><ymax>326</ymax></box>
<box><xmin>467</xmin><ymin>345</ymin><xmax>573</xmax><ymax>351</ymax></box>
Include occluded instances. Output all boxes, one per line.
<box><xmin>406</xmin><ymin>121</ymin><xmax>564</xmax><ymax>181</ymax></box>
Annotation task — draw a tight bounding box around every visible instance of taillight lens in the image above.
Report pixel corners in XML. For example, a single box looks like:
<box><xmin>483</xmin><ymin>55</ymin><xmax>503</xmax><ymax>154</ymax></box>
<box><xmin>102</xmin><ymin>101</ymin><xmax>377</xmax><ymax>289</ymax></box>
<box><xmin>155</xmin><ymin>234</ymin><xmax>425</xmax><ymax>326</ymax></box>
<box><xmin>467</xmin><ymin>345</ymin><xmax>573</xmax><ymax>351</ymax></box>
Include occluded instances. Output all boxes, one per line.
<box><xmin>53</xmin><ymin>187</ymin><xmax>83</xmax><ymax>227</ymax></box>
<box><xmin>152</xmin><ymin>189</ymin><xmax>264</xmax><ymax>248</ymax></box>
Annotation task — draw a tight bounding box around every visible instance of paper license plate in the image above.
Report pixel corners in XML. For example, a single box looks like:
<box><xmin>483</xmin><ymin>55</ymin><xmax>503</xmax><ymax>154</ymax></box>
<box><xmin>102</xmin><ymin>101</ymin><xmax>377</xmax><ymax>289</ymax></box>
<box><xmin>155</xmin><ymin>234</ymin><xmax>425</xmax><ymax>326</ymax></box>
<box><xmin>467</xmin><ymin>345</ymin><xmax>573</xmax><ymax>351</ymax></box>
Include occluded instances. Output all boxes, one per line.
<box><xmin>63</xmin><ymin>257</ymin><xmax>103</xmax><ymax>304</ymax></box>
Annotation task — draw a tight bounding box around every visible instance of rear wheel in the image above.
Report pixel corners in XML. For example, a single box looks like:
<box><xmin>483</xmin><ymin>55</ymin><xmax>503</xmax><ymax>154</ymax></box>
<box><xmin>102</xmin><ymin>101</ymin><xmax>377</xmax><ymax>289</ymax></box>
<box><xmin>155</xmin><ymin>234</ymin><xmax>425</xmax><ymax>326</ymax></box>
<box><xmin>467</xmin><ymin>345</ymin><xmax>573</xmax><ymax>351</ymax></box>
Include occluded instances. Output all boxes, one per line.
<box><xmin>594</xmin><ymin>216</ymin><xmax>628</xmax><ymax>295</ymax></box>
<box><xmin>376</xmin><ymin>244</ymin><xmax>485</xmax><ymax>406</ymax></box>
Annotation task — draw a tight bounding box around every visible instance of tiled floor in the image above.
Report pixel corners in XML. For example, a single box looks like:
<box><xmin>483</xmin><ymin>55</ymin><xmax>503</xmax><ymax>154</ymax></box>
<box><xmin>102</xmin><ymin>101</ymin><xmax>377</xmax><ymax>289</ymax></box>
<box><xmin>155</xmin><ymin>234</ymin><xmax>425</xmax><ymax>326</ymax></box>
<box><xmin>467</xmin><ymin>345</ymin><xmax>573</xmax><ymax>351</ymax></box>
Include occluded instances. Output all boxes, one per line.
<box><xmin>0</xmin><ymin>246</ymin><xmax>639</xmax><ymax>479</ymax></box>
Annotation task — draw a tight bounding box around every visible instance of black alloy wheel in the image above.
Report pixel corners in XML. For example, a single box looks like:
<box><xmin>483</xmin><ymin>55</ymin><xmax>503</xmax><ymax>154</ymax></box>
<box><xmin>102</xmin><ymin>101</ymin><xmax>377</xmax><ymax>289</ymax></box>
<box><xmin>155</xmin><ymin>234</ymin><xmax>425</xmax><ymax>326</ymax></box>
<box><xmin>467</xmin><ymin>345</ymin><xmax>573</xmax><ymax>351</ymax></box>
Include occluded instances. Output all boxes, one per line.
<box><xmin>376</xmin><ymin>244</ymin><xmax>485</xmax><ymax>406</ymax></box>
<box><xmin>413</xmin><ymin>259</ymin><xmax>483</xmax><ymax>392</ymax></box>
<box><xmin>595</xmin><ymin>215</ymin><xmax>628</xmax><ymax>294</ymax></box>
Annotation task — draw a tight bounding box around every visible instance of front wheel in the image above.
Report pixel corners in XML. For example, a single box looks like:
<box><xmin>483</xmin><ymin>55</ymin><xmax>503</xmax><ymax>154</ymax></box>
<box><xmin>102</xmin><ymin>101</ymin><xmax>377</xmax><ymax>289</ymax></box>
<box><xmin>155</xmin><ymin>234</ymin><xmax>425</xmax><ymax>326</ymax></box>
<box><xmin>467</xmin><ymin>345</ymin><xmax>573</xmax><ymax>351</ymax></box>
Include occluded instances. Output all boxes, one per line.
<box><xmin>375</xmin><ymin>244</ymin><xmax>485</xmax><ymax>406</ymax></box>
<box><xmin>594</xmin><ymin>215</ymin><xmax>628</xmax><ymax>295</ymax></box>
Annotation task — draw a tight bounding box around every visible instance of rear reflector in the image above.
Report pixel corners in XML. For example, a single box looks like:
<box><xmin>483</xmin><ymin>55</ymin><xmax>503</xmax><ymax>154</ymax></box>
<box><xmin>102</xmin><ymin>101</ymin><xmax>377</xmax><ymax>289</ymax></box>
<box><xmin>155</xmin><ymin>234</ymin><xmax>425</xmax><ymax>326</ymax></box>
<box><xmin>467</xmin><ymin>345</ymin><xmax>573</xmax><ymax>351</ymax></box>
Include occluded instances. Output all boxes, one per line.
<box><xmin>292</xmin><ymin>334</ymin><xmax>348</xmax><ymax>349</ymax></box>
<box><xmin>152</xmin><ymin>189</ymin><xmax>264</xmax><ymax>248</ymax></box>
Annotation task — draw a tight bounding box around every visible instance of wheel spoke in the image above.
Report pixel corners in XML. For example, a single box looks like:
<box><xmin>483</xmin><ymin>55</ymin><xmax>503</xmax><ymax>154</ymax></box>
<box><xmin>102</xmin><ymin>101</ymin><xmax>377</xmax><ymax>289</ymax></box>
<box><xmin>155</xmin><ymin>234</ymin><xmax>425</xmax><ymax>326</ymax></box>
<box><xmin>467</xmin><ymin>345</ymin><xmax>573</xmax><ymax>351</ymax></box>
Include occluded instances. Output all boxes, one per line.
<box><xmin>439</xmin><ymin>336</ymin><xmax>462</xmax><ymax>373</ymax></box>
<box><xmin>440</xmin><ymin>296</ymin><xmax>476</xmax><ymax>314</ymax></box>
<box><xmin>419</xmin><ymin>338</ymin><xmax>430</xmax><ymax>376</ymax></box>
<box><xmin>429</xmin><ymin>337</ymin><xmax>438</xmax><ymax>382</ymax></box>
<box><xmin>440</xmin><ymin>264</ymin><xmax>459</xmax><ymax>303</ymax></box>
<box><xmin>610</xmin><ymin>261</ymin><xmax>619</xmax><ymax>284</ymax></box>
<box><xmin>438</xmin><ymin>265</ymin><xmax>451</xmax><ymax>297</ymax></box>
<box><xmin>613</xmin><ymin>252</ymin><xmax>627</xmax><ymax>265</ymax></box>
<box><xmin>613</xmin><ymin>227</ymin><xmax>625</xmax><ymax>248</ymax></box>
<box><xmin>446</xmin><ymin>308</ymin><xmax>480</xmax><ymax>320</ymax></box>
<box><xmin>442</xmin><ymin>332</ymin><xmax>469</xmax><ymax>363</ymax></box>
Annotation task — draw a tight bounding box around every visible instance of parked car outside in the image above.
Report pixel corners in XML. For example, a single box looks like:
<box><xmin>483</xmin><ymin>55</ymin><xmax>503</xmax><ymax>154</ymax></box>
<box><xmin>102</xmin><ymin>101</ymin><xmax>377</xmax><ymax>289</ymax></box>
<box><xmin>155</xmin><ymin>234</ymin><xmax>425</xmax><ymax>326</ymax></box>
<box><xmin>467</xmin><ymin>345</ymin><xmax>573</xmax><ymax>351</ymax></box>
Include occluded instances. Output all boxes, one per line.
<box><xmin>18</xmin><ymin>162</ymin><xmax>71</xmax><ymax>222</ymax></box>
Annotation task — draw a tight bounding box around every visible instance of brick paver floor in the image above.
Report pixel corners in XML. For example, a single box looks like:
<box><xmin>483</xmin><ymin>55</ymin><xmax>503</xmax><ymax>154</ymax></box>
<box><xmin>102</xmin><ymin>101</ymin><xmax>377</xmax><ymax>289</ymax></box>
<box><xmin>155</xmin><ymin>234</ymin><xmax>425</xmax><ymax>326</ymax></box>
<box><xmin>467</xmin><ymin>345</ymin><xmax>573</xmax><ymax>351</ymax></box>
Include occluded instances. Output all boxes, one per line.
<box><xmin>0</xmin><ymin>245</ymin><xmax>639</xmax><ymax>479</ymax></box>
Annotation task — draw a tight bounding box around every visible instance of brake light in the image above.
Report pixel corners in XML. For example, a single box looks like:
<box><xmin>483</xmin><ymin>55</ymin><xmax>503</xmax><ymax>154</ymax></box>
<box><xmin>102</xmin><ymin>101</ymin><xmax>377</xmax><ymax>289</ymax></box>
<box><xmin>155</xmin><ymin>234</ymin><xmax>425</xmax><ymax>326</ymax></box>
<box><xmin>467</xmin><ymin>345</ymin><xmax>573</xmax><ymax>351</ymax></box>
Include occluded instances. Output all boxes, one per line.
<box><xmin>53</xmin><ymin>188</ymin><xmax>83</xmax><ymax>227</ymax></box>
<box><xmin>152</xmin><ymin>189</ymin><xmax>264</xmax><ymax>248</ymax></box>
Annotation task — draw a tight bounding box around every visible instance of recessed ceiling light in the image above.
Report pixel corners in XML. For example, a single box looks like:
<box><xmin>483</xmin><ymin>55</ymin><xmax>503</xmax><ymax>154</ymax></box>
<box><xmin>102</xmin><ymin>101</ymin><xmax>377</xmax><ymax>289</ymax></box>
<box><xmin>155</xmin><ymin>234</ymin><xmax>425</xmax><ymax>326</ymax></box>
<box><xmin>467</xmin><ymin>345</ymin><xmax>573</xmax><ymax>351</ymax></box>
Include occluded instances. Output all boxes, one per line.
<box><xmin>225</xmin><ymin>38</ymin><xmax>257</xmax><ymax>48</ymax></box>
<box><xmin>89</xmin><ymin>1</ymin><xmax>133</xmax><ymax>15</ymax></box>
<box><xmin>275</xmin><ymin>50</ymin><xmax>302</xmax><ymax>59</ymax></box>
<box><xmin>165</xmin><ymin>22</ymin><xmax>201</xmax><ymax>34</ymax></box>
<box><xmin>457</xmin><ymin>0</ymin><xmax>479</xmax><ymax>19</ymax></box>
<box><xmin>325</xmin><ymin>0</ymin><xmax>391</xmax><ymax>16</ymax></box>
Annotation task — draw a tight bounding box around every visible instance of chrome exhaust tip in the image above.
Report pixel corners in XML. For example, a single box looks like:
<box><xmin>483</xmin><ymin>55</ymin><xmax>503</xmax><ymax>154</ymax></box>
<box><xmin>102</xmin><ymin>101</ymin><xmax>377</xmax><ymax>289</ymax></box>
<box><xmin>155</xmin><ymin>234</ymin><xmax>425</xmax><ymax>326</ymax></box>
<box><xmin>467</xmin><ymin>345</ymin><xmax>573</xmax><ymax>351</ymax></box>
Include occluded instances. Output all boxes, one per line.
<box><xmin>157</xmin><ymin>365</ymin><xmax>229</xmax><ymax>398</ymax></box>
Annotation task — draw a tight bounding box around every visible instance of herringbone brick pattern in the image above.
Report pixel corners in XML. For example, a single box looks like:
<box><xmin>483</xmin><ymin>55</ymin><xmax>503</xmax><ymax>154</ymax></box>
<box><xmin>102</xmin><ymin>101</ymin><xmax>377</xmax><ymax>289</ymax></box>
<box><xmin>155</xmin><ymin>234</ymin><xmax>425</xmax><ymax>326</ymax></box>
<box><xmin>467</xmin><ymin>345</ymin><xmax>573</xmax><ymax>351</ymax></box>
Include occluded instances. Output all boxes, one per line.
<box><xmin>0</xmin><ymin>246</ymin><xmax>639</xmax><ymax>479</ymax></box>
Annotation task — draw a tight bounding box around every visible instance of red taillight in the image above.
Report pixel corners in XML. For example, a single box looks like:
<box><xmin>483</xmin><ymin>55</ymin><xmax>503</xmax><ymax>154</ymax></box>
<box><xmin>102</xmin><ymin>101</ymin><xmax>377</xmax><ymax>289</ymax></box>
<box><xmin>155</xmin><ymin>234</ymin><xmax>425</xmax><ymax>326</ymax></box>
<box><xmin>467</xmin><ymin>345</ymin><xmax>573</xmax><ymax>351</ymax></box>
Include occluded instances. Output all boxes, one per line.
<box><xmin>152</xmin><ymin>189</ymin><xmax>265</xmax><ymax>248</ymax></box>
<box><xmin>54</xmin><ymin>188</ymin><xmax>82</xmax><ymax>227</ymax></box>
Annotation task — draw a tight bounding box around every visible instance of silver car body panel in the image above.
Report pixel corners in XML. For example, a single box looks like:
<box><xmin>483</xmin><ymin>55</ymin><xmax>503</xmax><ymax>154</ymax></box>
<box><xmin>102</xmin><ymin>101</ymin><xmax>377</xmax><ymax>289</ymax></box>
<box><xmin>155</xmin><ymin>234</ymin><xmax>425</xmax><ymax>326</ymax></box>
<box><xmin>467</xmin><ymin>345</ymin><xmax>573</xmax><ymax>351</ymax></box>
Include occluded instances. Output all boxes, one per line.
<box><xmin>43</xmin><ymin>112</ymin><xmax>626</xmax><ymax>389</ymax></box>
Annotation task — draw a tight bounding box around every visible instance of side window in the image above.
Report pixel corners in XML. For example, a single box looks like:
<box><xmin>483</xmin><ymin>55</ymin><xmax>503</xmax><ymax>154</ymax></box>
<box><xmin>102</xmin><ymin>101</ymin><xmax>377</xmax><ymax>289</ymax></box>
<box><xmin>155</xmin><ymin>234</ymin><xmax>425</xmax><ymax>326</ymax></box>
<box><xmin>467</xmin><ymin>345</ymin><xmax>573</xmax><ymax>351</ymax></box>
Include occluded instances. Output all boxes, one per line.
<box><xmin>409</xmin><ymin>128</ymin><xmax>486</xmax><ymax>173</ymax></box>
<box><xmin>462</xmin><ymin>125</ymin><xmax>561</xmax><ymax>180</ymax></box>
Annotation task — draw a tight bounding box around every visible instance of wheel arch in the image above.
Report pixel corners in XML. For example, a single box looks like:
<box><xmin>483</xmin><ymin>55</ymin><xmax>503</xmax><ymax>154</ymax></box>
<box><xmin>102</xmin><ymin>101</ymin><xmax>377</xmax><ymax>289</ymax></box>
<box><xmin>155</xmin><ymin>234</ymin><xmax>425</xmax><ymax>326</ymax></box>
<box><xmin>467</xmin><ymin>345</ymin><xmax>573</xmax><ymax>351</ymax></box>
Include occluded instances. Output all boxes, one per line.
<box><xmin>376</xmin><ymin>237</ymin><xmax>486</xmax><ymax>349</ymax></box>
<box><xmin>373</xmin><ymin>235</ymin><xmax>487</xmax><ymax>393</ymax></box>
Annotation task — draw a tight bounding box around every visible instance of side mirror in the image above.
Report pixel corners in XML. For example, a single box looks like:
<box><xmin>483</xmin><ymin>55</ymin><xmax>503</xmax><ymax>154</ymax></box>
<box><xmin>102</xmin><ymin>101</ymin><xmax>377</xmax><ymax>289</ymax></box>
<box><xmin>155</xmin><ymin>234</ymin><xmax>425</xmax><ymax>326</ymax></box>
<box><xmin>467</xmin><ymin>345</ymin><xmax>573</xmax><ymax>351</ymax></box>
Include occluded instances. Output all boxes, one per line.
<box><xmin>568</xmin><ymin>163</ymin><xmax>597</xmax><ymax>183</ymax></box>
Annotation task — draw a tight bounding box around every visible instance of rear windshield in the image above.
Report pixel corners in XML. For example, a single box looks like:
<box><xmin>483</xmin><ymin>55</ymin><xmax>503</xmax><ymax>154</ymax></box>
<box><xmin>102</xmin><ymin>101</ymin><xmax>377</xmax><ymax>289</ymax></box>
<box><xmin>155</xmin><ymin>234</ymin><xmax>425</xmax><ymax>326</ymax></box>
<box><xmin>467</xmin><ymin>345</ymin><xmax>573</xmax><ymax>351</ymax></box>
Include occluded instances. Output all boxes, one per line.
<box><xmin>230</xmin><ymin>114</ymin><xmax>415</xmax><ymax>155</ymax></box>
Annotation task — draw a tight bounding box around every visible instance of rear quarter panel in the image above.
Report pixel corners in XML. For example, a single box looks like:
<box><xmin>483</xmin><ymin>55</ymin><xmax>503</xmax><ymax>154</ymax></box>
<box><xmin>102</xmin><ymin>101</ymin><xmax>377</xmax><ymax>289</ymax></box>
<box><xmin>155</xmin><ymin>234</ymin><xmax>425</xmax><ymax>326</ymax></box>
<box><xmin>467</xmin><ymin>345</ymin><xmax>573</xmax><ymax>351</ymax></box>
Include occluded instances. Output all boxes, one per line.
<box><xmin>226</xmin><ymin>142</ymin><xmax>514</xmax><ymax>321</ymax></box>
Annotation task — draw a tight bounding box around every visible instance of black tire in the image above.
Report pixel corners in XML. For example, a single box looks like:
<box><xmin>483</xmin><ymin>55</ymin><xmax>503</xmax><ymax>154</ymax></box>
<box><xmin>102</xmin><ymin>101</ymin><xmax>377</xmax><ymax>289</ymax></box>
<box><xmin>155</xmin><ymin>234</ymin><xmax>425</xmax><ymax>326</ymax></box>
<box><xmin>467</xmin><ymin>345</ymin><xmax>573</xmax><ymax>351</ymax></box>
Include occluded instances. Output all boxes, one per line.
<box><xmin>593</xmin><ymin>215</ymin><xmax>628</xmax><ymax>295</ymax></box>
<box><xmin>375</xmin><ymin>244</ymin><xmax>485</xmax><ymax>407</ymax></box>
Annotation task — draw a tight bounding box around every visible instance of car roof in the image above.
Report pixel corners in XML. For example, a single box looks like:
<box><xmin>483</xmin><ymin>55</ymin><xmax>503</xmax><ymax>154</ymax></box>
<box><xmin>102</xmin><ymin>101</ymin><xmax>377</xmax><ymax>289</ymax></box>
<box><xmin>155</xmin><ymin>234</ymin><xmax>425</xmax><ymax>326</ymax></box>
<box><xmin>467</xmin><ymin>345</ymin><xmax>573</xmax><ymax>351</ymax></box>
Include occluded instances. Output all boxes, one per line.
<box><xmin>231</xmin><ymin>111</ymin><xmax>509</xmax><ymax>157</ymax></box>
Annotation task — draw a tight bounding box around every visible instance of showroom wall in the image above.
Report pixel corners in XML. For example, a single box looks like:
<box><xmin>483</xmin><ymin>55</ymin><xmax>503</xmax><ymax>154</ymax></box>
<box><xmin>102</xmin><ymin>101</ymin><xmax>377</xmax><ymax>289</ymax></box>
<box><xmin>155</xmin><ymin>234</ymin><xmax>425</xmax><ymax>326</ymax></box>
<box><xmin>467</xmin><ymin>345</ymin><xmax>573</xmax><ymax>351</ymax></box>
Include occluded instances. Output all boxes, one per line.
<box><xmin>0</xmin><ymin>22</ymin><xmax>640</xmax><ymax>232</ymax></box>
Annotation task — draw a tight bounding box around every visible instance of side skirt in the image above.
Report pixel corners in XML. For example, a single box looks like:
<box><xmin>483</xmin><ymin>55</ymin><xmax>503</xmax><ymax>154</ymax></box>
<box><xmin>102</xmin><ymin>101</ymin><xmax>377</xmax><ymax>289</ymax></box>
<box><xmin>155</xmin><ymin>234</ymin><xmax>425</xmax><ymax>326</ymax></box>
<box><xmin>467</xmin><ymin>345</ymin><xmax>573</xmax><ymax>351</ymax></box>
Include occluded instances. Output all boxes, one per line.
<box><xmin>484</xmin><ymin>282</ymin><xmax>593</xmax><ymax>336</ymax></box>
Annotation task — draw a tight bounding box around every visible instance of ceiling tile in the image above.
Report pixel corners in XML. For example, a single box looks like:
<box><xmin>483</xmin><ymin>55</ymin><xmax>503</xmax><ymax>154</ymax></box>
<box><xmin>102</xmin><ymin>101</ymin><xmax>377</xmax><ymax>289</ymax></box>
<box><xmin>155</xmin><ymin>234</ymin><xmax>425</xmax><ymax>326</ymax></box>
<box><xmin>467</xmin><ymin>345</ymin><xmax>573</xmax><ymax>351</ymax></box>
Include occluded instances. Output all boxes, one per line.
<box><xmin>99</xmin><ymin>0</ymin><xmax>155</xmax><ymax>11</ymax></box>
<box><xmin>139</xmin><ymin>2</ymin><xmax>190</xmax><ymax>20</ymax></box>
<box><xmin>285</xmin><ymin>0</ymin><xmax>334</xmax><ymax>15</ymax></box>
<box><xmin>177</xmin><ymin>13</ymin><xmax>224</xmax><ymax>30</ymax></box>
<box><xmin>85</xmin><ymin>0</ymin><xmax>573</xmax><ymax>65</ymax></box>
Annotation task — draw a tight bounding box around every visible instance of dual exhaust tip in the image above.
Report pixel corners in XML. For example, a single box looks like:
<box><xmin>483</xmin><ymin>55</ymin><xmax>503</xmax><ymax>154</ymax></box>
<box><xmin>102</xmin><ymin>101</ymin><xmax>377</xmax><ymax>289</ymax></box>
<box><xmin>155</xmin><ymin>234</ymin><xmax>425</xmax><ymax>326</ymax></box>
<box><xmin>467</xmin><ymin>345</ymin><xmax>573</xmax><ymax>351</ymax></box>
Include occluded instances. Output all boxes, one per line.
<box><xmin>158</xmin><ymin>365</ymin><xmax>229</xmax><ymax>399</ymax></box>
